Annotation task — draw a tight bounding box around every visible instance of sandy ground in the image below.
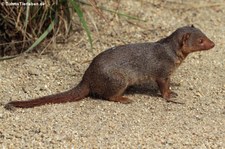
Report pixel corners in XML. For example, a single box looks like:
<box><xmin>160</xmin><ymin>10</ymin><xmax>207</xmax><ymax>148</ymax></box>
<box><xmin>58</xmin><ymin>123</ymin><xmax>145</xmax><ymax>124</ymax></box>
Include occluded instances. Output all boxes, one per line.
<box><xmin>1</xmin><ymin>0</ymin><xmax>225</xmax><ymax>148</ymax></box>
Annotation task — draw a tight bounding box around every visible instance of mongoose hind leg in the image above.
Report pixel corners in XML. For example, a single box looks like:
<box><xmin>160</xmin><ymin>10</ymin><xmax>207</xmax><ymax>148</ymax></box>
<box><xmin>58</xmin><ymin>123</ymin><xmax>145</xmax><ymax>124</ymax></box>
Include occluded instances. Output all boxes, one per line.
<box><xmin>102</xmin><ymin>72</ymin><xmax>132</xmax><ymax>104</ymax></box>
<box><xmin>105</xmin><ymin>83</ymin><xmax>132</xmax><ymax>104</ymax></box>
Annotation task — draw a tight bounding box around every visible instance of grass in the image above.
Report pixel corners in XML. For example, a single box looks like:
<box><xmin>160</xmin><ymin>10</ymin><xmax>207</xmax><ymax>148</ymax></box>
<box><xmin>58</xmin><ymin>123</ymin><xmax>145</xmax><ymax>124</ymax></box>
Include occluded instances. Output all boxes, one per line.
<box><xmin>0</xmin><ymin>0</ymin><xmax>147</xmax><ymax>60</ymax></box>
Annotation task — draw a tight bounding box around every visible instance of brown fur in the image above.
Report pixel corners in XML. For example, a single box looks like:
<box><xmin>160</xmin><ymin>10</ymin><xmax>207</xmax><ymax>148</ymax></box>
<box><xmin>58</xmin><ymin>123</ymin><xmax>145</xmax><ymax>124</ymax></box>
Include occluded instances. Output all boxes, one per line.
<box><xmin>4</xmin><ymin>25</ymin><xmax>215</xmax><ymax>109</ymax></box>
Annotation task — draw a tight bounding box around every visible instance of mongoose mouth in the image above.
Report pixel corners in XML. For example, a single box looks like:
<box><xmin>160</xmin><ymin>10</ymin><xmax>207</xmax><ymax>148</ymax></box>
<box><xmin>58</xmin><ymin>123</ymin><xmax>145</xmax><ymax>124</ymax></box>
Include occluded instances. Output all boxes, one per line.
<box><xmin>203</xmin><ymin>40</ymin><xmax>215</xmax><ymax>50</ymax></box>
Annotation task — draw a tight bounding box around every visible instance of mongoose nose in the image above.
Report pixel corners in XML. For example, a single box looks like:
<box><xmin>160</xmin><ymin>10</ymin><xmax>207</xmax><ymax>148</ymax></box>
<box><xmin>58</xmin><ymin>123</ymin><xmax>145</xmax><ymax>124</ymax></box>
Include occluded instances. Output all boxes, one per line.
<box><xmin>210</xmin><ymin>41</ymin><xmax>215</xmax><ymax>48</ymax></box>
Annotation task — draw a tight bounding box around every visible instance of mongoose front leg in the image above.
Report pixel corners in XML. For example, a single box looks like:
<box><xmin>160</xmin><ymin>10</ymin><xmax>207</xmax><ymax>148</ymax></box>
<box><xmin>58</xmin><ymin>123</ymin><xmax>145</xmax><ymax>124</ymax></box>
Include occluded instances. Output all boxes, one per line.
<box><xmin>156</xmin><ymin>78</ymin><xmax>172</xmax><ymax>99</ymax></box>
<box><xmin>156</xmin><ymin>78</ymin><xmax>182</xmax><ymax>104</ymax></box>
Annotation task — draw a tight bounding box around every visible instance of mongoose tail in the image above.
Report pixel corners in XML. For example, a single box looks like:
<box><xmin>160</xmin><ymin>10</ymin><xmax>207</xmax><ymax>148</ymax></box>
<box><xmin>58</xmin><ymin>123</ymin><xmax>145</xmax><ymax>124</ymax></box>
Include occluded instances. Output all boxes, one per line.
<box><xmin>4</xmin><ymin>82</ymin><xmax>89</xmax><ymax>109</ymax></box>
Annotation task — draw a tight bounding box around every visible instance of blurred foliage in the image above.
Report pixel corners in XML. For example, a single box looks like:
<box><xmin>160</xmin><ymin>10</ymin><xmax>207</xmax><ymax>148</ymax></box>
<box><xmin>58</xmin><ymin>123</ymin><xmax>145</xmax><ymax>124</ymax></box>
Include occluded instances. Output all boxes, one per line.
<box><xmin>0</xmin><ymin>0</ymin><xmax>92</xmax><ymax>60</ymax></box>
<box><xmin>0</xmin><ymin>0</ymin><xmax>147</xmax><ymax>60</ymax></box>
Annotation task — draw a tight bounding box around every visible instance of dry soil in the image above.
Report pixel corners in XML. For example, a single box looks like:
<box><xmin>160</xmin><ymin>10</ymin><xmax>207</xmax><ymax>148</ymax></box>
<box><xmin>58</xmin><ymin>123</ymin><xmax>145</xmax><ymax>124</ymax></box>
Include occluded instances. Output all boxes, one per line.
<box><xmin>0</xmin><ymin>0</ymin><xmax>225</xmax><ymax>148</ymax></box>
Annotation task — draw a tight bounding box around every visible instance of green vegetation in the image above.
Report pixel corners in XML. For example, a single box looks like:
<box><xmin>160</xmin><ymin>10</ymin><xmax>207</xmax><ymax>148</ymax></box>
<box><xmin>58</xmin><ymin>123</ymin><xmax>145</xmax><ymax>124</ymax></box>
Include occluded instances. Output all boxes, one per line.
<box><xmin>0</xmin><ymin>0</ymin><xmax>147</xmax><ymax>60</ymax></box>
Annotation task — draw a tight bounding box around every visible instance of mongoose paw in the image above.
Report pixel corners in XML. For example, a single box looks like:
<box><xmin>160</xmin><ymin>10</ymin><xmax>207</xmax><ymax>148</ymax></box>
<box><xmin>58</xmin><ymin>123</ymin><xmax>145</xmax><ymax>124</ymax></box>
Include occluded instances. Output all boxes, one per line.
<box><xmin>166</xmin><ymin>99</ymin><xmax>184</xmax><ymax>104</ymax></box>
<box><xmin>163</xmin><ymin>93</ymin><xmax>184</xmax><ymax>104</ymax></box>
<box><xmin>109</xmin><ymin>96</ymin><xmax>133</xmax><ymax>104</ymax></box>
<box><xmin>119</xmin><ymin>98</ymin><xmax>133</xmax><ymax>104</ymax></box>
<box><xmin>170</xmin><ymin>91</ymin><xmax>178</xmax><ymax>98</ymax></box>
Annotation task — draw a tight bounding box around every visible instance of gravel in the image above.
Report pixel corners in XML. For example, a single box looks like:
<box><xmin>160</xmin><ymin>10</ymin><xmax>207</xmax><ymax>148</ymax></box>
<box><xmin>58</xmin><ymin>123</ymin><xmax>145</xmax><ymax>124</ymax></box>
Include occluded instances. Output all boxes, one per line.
<box><xmin>1</xmin><ymin>0</ymin><xmax>225</xmax><ymax>148</ymax></box>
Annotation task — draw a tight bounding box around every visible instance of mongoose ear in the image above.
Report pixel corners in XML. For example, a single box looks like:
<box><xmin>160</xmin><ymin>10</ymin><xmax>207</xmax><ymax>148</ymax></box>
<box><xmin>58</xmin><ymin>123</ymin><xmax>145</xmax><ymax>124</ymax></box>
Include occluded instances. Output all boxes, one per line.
<box><xmin>182</xmin><ymin>33</ymin><xmax>191</xmax><ymax>44</ymax></box>
<box><xmin>191</xmin><ymin>24</ymin><xmax>195</xmax><ymax>28</ymax></box>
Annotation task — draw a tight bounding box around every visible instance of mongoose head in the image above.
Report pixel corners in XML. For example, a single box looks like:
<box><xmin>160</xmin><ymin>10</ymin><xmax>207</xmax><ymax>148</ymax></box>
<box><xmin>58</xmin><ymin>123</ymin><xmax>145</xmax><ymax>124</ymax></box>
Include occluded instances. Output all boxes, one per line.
<box><xmin>178</xmin><ymin>25</ymin><xmax>215</xmax><ymax>55</ymax></box>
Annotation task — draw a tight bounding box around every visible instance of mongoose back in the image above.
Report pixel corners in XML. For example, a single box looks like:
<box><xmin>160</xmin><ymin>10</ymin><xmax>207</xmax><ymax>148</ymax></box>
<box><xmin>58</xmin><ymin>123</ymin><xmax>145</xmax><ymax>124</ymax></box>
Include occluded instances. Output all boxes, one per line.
<box><xmin>4</xmin><ymin>25</ymin><xmax>215</xmax><ymax>109</ymax></box>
